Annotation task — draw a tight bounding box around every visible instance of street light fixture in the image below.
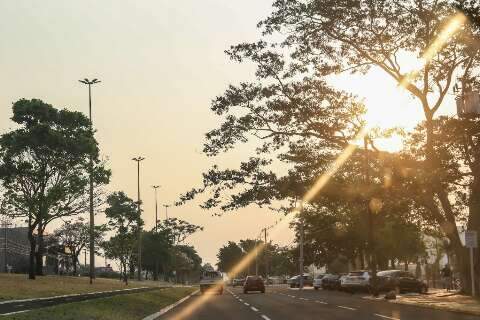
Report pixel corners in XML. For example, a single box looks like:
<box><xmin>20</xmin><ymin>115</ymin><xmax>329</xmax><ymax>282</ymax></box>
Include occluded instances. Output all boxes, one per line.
<box><xmin>79</xmin><ymin>77</ymin><xmax>101</xmax><ymax>284</ymax></box>
<box><xmin>152</xmin><ymin>185</ymin><xmax>160</xmax><ymax>232</ymax></box>
<box><xmin>132</xmin><ymin>156</ymin><xmax>145</xmax><ymax>281</ymax></box>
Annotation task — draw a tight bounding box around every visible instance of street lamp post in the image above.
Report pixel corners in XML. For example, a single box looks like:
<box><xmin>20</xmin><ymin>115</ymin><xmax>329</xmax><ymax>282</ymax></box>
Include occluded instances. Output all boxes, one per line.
<box><xmin>79</xmin><ymin>78</ymin><xmax>101</xmax><ymax>284</ymax></box>
<box><xmin>163</xmin><ymin>204</ymin><xmax>170</xmax><ymax>220</ymax></box>
<box><xmin>132</xmin><ymin>156</ymin><xmax>145</xmax><ymax>281</ymax></box>
<box><xmin>152</xmin><ymin>186</ymin><xmax>160</xmax><ymax>232</ymax></box>
<box><xmin>364</xmin><ymin>136</ymin><xmax>378</xmax><ymax>295</ymax></box>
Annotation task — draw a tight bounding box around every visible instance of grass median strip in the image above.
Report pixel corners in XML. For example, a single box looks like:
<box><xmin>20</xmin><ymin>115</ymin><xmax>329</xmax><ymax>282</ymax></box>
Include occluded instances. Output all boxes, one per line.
<box><xmin>0</xmin><ymin>274</ymin><xmax>156</xmax><ymax>301</ymax></box>
<box><xmin>1</xmin><ymin>287</ymin><xmax>196</xmax><ymax>320</ymax></box>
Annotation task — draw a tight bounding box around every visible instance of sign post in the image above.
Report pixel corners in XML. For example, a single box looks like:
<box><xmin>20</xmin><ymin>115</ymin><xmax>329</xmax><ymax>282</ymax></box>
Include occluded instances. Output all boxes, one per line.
<box><xmin>465</xmin><ymin>230</ymin><xmax>478</xmax><ymax>296</ymax></box>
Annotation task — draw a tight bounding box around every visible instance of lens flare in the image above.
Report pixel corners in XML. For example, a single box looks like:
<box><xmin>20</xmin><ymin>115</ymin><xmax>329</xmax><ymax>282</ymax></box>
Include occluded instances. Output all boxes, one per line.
<box><xmin>399</xmin><ymin>12</ymin><xmax>467</xmax><ymax>89</ymax></box>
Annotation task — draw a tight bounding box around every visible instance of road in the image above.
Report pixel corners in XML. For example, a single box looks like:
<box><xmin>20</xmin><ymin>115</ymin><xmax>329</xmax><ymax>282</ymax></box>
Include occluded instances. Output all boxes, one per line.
<box><xmin>0</xmin><ymin>287</ymin><xmax>157</xmax><ymax>316</ymax></box>
<box><xmin>159</xmin><ymin>286</ymin><xmax>478</xmax><ymax>320</ymax></box>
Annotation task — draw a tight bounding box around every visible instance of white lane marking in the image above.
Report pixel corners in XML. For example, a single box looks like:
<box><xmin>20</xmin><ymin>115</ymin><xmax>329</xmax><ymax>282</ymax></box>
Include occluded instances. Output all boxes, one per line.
<box><xmin>239</xmin><ymin>298</ymin><xmax>243</xmax><ymax>302</ymax></box>
<box><xmin>0</xmin><ymin>309</ymin><xmax>31</xmax><ymax>316</ymax></box>
<box><xmin>251</xmin><ymin>306</ymin><xmax>259</xmax><ymax>312</ymax></box>
<box><xmin>374</xmin><ymin>314</ymin><xmax>400</xmax><ymax>320</ymax></box>
<box><xmin>337</xmin><ymin>305</ymin><xmax>356</xmax><ymax>311</ymax></box>
<box><xmin>315</xmin><ymin>300</ymin><xmax>328</xmax><ymax>304</ymax></box>
<box><xmin>299</xmin><ymin>297</ymin><xmax>309</xmax><ymax>301</ymax></box>
<box><xmin>244</xmin><ymin>302</ymin><xmax>250</xmax><ymax>306</ymax></box>
<box><xmin>261</xmin><ymin>315</ymin><xmax>271</xmax><ymax>320</ymax></box>
<box><xmin>15</xmin><ymin>304</ymin><xmax>25</xmax><ymax>307</ymax></box>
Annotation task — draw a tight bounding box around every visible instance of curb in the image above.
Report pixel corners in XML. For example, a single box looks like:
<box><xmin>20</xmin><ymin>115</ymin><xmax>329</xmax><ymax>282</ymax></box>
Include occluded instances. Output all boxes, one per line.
<box><xmin>361</xmin><ymin>295</ymin><xmax>480</xmax><ymax>317</ymax></box>
<box><xmin>142</xmin><ymin>290</ymin><xmax>199</xmax><ymax>320</ymax></box>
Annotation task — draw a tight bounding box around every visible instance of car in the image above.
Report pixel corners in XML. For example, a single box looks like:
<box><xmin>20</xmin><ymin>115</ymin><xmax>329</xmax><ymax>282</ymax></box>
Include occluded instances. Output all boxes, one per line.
<box><xmin>287</xmin><ymin>274</ymin><xmax>314</xmax><ymax>288</ymax></box>
<box><xmin>321</xmin><ymin>274</ymin><xmax>341</xmax><ymax>290</ymax></box>
<box><xmin>200</xmin><ymin>271</ymin><xmax>224</xmax><ymax>294</ymax></box>
<box><xmin>232</xmin><ymin>278</ymin><xmax>244</xmax><ymax>287</ymax></box>
<box><xmin>313</xmin><ymin>274</ymin><xmax>326</xmax><ymax>290</ymax></box>
<box><xmin>340</xmin><ymin>271</ymin><xmax>372</xmax><ymax>293</ymax></box>
<box><xmin>375</xmin><ymin>270</ymin><xmax>428</xmax><ymax>294</ymax></box>
<box><xmin>243</xmin><ymin>275</ymin><xmax>265</xmax><ymax>293</ymax></box>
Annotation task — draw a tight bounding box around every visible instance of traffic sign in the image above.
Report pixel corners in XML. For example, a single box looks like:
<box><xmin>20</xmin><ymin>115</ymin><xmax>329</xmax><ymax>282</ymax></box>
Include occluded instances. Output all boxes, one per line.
<box><xmin>465</xmin><ymin>230</ymin><xmax>478</xmax><ymax>248</ymax></box>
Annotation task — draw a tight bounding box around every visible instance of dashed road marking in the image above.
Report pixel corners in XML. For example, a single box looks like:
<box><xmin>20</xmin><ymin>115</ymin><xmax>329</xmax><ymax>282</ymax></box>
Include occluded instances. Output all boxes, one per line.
<box><xmin>261</xmin><ymin>315</ymin><xmax>271</xmax><ymax>320</ymax></box>
<box><xmin>251</xmin><ymin>306</ymin><xmax>259</xmax><ymax>312</ymax></box>
<box><xmin>374</xmin><ymin>314</ymin><xmax>400</xmax><ymax>320</ymax></box>
<box><xmin>244</xmin><ymin>302</ymin><xmax>250</xmax><ymax>306</ymax></box>
<box><xmin>239</xmin><ymin>299</ymin><xmax>243</xmax><ymax>302</ymax></box>
<box><xmin>337</xmin><ymin>305</ymin><xmax>356</xmax><ymax>311</ymax></box>
<box><xmin>315</xmin><ymin>300</ymin><xmax>328</xmax><ymax>304</ymax></box>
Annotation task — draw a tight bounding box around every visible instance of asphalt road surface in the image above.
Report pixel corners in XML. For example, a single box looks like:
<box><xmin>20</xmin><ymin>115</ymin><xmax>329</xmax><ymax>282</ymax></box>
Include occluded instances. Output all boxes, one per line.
<box><xmin>159</xmin><ymin>286</ymin><xmax>478</xmax><ymax>320</ymax></box>
<box><xmin>0</xmin><ymin>287</ymin><xmax>157</xmax><ymax>316</ymax></box>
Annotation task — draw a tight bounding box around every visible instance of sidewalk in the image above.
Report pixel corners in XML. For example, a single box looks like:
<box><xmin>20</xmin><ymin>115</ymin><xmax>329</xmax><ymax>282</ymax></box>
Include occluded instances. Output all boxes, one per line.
<box><xmin>363</xmin><ymin>289</ymin><xmax>480</xmax><ymax>316</ymax></box>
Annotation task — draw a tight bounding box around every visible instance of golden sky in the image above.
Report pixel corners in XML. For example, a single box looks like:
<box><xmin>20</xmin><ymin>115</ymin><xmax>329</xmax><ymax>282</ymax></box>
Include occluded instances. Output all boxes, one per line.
<box><xmin>0</xmin><ymin>1</ymin><xmax>458</xmax><ymax>265</ymax></box>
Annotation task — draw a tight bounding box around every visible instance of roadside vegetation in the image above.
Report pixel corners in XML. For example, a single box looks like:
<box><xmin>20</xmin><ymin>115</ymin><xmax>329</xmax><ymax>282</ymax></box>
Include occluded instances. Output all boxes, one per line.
<box><xmin>2</xmin><ymin>287</ymin><xmax>196</xmax><ymax>320</ymax></box>
<box><xmin>0</xmin><ymin>274</ymin><xmax>159</xmax><ymax>301</ymax></box>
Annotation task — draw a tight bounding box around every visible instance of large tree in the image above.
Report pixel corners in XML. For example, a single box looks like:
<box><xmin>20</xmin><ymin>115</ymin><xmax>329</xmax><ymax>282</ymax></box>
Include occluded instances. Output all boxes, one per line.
<box><xmin>103</xmin><ymin>191</ymin><xmax>143</xmax><ymax>284</ymax></box>
<box><xmin>180</xmin><ymin>0</ymin><xmax>480</xmax><ymax>294</ymax></box>
<box><xmin>54</xmin><ymin>218</ymin><xmax>106</xmax><ymax>275</ymax></box>
<box><xmin>0</xmin><ymin>99</ymin><xmax>110</xmax><ymax>279</ymax></box>
<box><xmin>216</xmin><ymin>241</ymin><xmax>244</xmax><ymax>276</ymax></box>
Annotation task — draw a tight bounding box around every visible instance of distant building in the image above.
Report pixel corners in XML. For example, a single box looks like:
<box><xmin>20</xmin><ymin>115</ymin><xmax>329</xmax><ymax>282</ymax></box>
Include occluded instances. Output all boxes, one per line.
<box><xmin>0</xmin><ymin>226</ymin><xmax>30</xmax><ymax>273</ymax></box>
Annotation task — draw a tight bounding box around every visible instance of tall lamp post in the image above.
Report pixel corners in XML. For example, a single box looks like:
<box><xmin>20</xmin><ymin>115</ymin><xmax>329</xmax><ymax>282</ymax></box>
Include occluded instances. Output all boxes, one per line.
<box><xmin>163</xmin><ymin>204</ymin><xmax>170</xmax><ymax>220</ymax></box>
<box><xmin>132</xmin><ymin>156</ymin><xmax>145</xmax><ymax>281</ymax></box>
<box><xmin>364</xmin><ymin>135</ymin><xmax>378</xmax><ymax>295</ymax></box>
<box><xmin>79</xmin><ymin>78</ymin><xmax>101</xmax><ymax>284</ymax></box>
<box><xmin>152</xmin><ymin>185</ymin><xmax>160</xmax><ymax>232</ymax></box>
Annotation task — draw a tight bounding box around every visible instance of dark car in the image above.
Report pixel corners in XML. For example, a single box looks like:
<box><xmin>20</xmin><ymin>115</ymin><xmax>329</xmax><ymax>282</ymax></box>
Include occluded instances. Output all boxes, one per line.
<box><xmin>321</xmin><ymin>274</ymin><xmax>342</xmax><ymax>290</ymax></box>
<box><xmin>243</xmin><ymin>276</ymin><xmax>265</xmax><ymax>294</ymax></box>
<box><xmin>375</xmin><ymin>270</ymin><xmax>428</xmax><ymax>294</ymax></box>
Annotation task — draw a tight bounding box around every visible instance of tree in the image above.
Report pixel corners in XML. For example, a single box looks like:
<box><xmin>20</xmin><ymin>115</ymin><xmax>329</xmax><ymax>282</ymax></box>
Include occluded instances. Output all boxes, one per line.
<box><xmin>179</xmin><ymin>0</ymin><xmax>480</xmax><ymax>294</ymax></box>
<box><xmin>174</xmin><ymin>245</ymin><xmax>202</xmax><ymax>284</ymax></box>
<box><xmin>216</xmin><ymin>241</ymin><xmax>244</xmax><ymax>276</ymax></box>
<box><xmin>259</xmin><ymin>0</ymin><xmax>480</xmax><ymax>294</ymax></box>
<box><xmin>158</xmin><ymin>218</ymin><xmax>203</xmax><ymax>245</ymax></box>
<box><xmin>0</xmin><ymin>99</ymin><xmax>110</xmax><ymax>279</ymax></box>
<box><xmin>54</xmin><ymin>218</ymin><xmax>106</xmax><ymax>275</ymax></box>
<box><xmin>102</xmin><ymin>191</ymin><xmax>143</xmax><ymax>284</ymax></box>
<box><xmin>141</xmin><ymin>229</ymin><xmax>172</xmax><ymax>281</ymax></box>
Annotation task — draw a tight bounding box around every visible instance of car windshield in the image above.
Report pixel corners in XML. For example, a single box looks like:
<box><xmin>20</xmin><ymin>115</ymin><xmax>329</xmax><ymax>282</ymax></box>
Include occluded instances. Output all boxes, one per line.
<box><xmin>1</xmin><ymin>2</ymin><xmax>473</xmax><ymax>319</ymax></box>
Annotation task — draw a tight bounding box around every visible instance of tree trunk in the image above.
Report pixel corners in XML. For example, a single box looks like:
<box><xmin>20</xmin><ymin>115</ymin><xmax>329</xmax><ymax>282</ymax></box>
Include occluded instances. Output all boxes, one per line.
<box><xmin>72</xmin><ymin>254</ymin><xmax>78</xmax><ymax>275</ymax></box>
<box><xmin>27</xmin><ymin>227</ymin><xmax>36</xmax><ymax>280</ymax></box>
<box><xmin>35</xmin><ymin>222</ymin><xmax>44</xmax><ymax>276</ymax></box>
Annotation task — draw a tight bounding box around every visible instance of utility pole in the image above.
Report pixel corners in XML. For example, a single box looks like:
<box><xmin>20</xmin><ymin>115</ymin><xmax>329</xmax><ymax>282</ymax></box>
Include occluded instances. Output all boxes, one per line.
<box><xmin>264</xmin><ymin>228</ymin><xmax>268</xmax><ymax>281</ymax></box>
<box><xmin>163</xmin><ymin>204</ymin><xmax>170</xmax><ymax>220</ymax></box>
<box><xmin>364</xmin><ymin>135</ymin><xmax>377</xmax><ymax>295</ymax></box>
<box><xmin>299</xmin><ymin>213</ymin><xmax>304</xmax><ymax>290</ymax></box>
<box><xmin>79</xmin><ymin>78</ymin><xmax>101</xmax><ymax>284</ymax></box>
<box><xmin>152</xmin><ymin>186</ymin><xmax>160</xmax><ymax>232</ymax></box>
<box><xmin>255</xmin><ymin>237</ymin><xmax>259</xmax><ymax>276</ymax></box>
<box><xmin>132</xmin><ymin>156</ymin><xmax>145</xmax><ymax>281</ymax></box>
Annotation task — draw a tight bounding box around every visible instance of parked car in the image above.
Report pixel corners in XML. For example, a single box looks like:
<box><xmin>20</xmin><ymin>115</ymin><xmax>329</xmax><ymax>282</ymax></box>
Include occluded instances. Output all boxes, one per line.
<box><xmin>321</xmin><ymin>274</ymin><xmax>342</xmax><ymax>290</ymax></box>
<box><xmin>243</xmin><ymin>276</ymin><xmax>265</xmax><ymax>294</ymax></box>
<box><xmin>313</xmin><ymin>274</ymin><xmax>326</xmax><ymax>290</ymax></box>
<box><xmin>232</xmin><ymin>278</ymin><xmax>245</xmax><ymax>287</ymax></box>
<box><xmin>287</xmin><ymin>274</ymin><xmax>313</xmax><ymax>288</ymax></box>
<box><xmin>340</xmin><ymin>271</ymin><xmax>371</xmax><ymax>293</ymax></box>
<box><xmin>268</xmin><ymin>276</ymin><xmax>285</xmax><ymax>285</ymax></box>
<box><xmin>375</xmin><ymin>270</ymin><xmax>428</xmax><ymax>294</ymax></box>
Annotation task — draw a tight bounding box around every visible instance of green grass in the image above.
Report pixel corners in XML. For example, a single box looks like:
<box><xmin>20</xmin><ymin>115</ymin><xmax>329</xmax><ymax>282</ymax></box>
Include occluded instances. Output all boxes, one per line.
<box><xmin>3</xmin><ymin>287</ymin><xmax>197</xmax><ymax>320</ymax></box>
<box><xmin>0</xmin><ymin>274</ymin><xmax>162</xmax><ymax>301</ymax></box>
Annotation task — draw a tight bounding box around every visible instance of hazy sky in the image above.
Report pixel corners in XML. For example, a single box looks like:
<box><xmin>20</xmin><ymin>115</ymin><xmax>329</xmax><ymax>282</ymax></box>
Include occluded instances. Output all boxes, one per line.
<box><xmin>0</xmin><ymin>1</ymin><xmax>457</xmax><ymax>266</ymax></box>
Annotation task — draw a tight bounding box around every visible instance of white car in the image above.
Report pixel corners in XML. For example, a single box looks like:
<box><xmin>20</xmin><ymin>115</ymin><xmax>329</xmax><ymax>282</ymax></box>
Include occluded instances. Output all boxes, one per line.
<box><xmin>340</xmin><ymin>271</ymin><xmax>371</xmax><ymax>293</ymax></box>
<box><xmin>313</xmin><ymin>274</ymin><xmax>326</xmax><ymax>290</ymax></box>
<box><xmin>200</xmin><ymin>271</ymin><xmax>224</xmax><ymax>294</ymax></box>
